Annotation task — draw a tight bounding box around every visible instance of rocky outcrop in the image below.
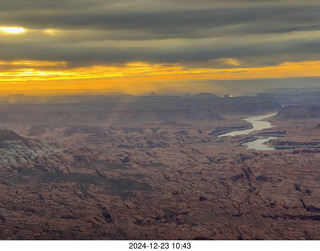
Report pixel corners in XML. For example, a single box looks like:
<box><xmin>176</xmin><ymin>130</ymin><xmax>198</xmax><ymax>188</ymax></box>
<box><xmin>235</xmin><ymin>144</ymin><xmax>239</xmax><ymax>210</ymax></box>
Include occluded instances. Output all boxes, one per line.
<box><xmin>272</xmin><ymin>140</ymin><xmax>320</xmax><ymax>149</ymax></box>
<box><xmin>212</xmin><ymin>125</ymin><xmax>252</xmax><ymax>136</ymax></box>
<box><xmin>0</xmin><ymin>129</ymin><xmax>59</xmax><ymax>165</ymax></box>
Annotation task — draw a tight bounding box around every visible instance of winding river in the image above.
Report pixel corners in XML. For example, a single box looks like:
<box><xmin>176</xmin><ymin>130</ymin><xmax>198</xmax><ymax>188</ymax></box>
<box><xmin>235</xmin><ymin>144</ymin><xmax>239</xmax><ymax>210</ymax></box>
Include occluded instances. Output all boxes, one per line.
<box><xmin>219</xmin><ymin>112</ymin><xmax>278</xmax><ymax>150</ymax></box>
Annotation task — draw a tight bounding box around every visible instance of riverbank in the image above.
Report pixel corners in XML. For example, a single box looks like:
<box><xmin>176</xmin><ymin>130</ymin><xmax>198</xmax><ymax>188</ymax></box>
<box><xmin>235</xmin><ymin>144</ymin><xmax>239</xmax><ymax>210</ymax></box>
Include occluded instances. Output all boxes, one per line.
<box><xmin>218</xmin><ymin>112</ymin><xmax>281</xmax><ymax>150</ymax></box>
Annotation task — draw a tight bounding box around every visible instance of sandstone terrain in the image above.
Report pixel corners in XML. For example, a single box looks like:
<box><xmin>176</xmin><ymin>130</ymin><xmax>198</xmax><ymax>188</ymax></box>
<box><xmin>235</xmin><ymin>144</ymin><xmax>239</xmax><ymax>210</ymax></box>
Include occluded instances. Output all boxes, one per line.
<box><xmin>0</xmin><ymin>92</ymin><xmax>319</xmax><ymax>240</ymax></box>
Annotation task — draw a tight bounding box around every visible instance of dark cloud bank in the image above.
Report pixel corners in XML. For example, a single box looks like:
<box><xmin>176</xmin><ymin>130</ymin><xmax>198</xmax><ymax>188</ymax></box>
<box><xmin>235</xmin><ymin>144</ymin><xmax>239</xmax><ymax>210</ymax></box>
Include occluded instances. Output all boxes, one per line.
<box><xmin>1</xmin><ymin>0</ymin><xmax>320</xmax><ymax>67</ymax></box>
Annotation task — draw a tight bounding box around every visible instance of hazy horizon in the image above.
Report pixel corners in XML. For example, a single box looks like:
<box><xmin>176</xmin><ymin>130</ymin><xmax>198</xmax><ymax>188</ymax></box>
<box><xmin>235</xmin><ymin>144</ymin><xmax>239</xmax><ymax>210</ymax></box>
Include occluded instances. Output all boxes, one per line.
<box><xmin>0</xmin><ymin>78</ymin><xmax>319</xmax><ymax>98</ymax></box>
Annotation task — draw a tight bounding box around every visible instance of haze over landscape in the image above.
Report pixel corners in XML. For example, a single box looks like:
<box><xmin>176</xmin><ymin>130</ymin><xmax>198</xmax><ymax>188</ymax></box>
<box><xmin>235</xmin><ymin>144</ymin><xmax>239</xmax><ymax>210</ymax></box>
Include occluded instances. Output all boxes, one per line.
<box><xmin>0</xmin><ymin>0</ymin><xmax>320</xmax><ymax>241</ymax></box>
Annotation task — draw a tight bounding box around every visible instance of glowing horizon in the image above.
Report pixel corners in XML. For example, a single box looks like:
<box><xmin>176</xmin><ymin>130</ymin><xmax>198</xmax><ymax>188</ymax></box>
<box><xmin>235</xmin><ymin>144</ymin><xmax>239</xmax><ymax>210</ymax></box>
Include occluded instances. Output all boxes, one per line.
<box><xmin>0</xmin><ymin>59</ymin><xmax>320</xmax><ymax>96</ymax></box>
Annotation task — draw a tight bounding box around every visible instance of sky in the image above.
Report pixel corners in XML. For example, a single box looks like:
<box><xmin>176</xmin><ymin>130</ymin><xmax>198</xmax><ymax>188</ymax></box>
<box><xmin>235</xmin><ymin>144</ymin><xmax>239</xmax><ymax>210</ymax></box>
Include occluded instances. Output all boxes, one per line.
<box><xmin>1</xmin><ymin>0</ymin><xmax>320</xmax><ymax>96</ymax></box>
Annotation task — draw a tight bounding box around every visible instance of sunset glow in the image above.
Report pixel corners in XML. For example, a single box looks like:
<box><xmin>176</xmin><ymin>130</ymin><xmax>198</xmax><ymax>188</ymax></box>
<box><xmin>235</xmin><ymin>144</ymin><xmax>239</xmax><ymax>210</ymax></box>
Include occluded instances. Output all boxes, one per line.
<box><xmin>1</xmin><ymin>60</ymin><xmax>320</xmax><ymax>82</ymax></box>
<box><xmin>1</xmin><ymin>60</ymin><xmax>320</xmax><ymax>95</ymax></box>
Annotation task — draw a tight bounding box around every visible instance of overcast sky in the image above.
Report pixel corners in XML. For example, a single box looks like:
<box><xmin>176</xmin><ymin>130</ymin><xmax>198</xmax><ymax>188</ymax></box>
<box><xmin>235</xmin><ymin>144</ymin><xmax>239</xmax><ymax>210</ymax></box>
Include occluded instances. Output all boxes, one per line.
<box><xmin>1</xmin><ymin>0</ymin><xmax>320</xmax><ymax>95</ymax></box>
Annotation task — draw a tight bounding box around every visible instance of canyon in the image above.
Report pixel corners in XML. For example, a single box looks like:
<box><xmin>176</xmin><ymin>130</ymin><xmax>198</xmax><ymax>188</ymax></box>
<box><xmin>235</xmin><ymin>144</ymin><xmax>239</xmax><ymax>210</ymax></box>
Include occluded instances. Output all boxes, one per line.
<box><xmin>0</xmin><ymin>90</ymin><xmax>319</xmax><ymax>240</ymax></box>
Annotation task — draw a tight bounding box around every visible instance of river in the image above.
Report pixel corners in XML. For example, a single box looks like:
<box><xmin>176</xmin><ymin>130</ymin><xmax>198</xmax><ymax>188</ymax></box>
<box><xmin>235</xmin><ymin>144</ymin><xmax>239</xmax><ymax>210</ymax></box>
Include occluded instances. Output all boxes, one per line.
<box><xmin>219</xmin><ymin>112</ymin><xmax>278</xmax><ymax>150</ymax></box>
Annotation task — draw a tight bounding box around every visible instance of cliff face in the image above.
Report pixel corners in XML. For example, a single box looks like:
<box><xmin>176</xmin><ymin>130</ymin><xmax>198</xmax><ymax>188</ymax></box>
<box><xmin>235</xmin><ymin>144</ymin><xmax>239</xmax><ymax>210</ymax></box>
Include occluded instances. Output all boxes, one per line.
<box><xmin>0</xmin><ymin>129</ymin><xmax>58</xmax><ymax>166</ymax></box>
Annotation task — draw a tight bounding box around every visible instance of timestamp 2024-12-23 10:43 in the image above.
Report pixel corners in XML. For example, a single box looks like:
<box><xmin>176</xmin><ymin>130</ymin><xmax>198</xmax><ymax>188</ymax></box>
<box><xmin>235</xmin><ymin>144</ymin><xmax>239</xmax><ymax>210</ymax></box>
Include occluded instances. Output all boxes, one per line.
<box><xmin>128</xmin><ymin>242</ymin><xmax>192</xmax><ymax>250</ymax></box>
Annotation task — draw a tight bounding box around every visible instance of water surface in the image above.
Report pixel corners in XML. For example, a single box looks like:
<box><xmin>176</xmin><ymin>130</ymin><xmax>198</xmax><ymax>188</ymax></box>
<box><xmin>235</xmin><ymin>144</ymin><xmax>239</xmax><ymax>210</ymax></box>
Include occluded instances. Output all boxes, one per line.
<box><xmin>243</xmin><ymin>136</ymin><xmax>278</xmax><ymax>150</ymax></box>
<box><xmin>221</xmin><ymin>113</ymin><xmax>277</xmax><ymax>136</ymax></box>
<box><xmin>219</xmin><ymin>112</ymin><xmax>278</xmax><ymax>150</ymax></box>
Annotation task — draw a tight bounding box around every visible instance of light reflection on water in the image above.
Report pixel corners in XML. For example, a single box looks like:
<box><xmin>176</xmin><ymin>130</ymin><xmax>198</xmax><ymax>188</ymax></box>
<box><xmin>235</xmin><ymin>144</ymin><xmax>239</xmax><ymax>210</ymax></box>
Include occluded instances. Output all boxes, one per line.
<box><xmin>243</xmin><ymin>136</ymin><xmax>278</xmax><ymax>151</ymax></box>
<box><xmin>219</xmin><ymin>112</ymin><xmax>278</xmax><ymax>150</ymax></box>
<box><xmin>221</xmin><ymin>113</ymin><xmax>277</xmax><ymax>136</ymax></box>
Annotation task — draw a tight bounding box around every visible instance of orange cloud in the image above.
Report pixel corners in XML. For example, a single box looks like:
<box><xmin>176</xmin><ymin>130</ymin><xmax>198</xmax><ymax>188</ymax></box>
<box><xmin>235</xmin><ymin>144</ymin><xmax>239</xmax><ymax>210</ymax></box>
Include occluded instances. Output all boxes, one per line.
<box><xmin>0</xmin><ymin>60</ymin><xmax>320</xmax><ymax>95</ymax></box>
